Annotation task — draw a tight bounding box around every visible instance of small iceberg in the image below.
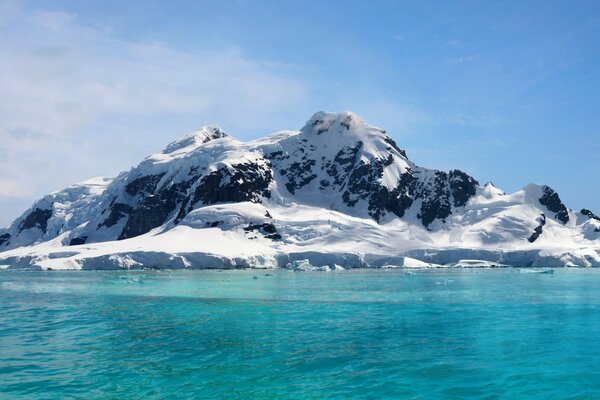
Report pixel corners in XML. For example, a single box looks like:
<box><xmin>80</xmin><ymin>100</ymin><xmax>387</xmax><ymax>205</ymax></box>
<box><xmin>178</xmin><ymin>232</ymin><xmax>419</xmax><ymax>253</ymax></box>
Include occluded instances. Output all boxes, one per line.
<box><xmin>518</xmin><ymin>268</ymin><xmax>554</xmax><ymax>274</ymax></box>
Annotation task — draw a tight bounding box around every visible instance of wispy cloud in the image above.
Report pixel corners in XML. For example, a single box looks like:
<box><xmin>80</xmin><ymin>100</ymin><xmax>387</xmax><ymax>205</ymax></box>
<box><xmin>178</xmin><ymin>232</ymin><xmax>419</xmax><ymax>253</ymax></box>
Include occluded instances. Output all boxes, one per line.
<box><xmin>0</xmin><ymin>179</ymin><xmax>25</xmax><ymax>198</ymax></box>
<box><xmin>0</xmin><ymin>4</ymin><xmax>309</xmax><ymax>225</ymax></box>
<box><xmin>444</xmin><ymin>54</ymin><xmax>481</xmax><ymax>65</ymax></box>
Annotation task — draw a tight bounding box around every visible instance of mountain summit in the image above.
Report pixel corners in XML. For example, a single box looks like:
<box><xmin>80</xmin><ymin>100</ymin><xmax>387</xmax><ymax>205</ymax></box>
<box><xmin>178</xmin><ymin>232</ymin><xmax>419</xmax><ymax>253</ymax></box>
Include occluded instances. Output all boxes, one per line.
<box><xmin>1</xmin><ymin>111</ymin><xmax>599</xmax><ymax>269</ymax></box>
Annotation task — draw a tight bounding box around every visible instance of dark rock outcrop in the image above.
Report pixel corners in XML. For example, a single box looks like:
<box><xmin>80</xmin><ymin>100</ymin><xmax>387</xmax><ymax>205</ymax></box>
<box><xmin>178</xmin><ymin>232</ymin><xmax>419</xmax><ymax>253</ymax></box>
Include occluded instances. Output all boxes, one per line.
<box><xmin>581</xmin><ymin>209</ymin><xmax>600</xmax><ymax>221</ymax></box>
<box><xmin>449</xmin><ymin>170</ymin><xmax>479</xmax><ymax>207</ymax></box>
<box><xmin>383</xmin><ymin>136</ymin><xmax>408</xmax><ymax>158</ymax></box>
<box><xmin>539</xmin><ymin>186</ymin><xmax>569</xmax><ymax>224</ymax></box>
<box><xmin>125</xmin><ymin>173</ymin><xmax>166</xmax><ymax>197</ymax></box>
<box><xmin>283</xmin><ymin>159</ymin><xmax>317</xmax><ymax>194</ymax></box>
<box><xmin>528</xmin><ymin>214</ymin><xmax>546</xmax><ymax>243</ymax></box>
<box><xmin>98</xmin><ymin>202</ymin><xmax>132</xmax><ymax>229</ymax></box>
<box><xmin>0</xmin><ymin>233</ymin><xmax>10</xmax><ymax>246</ymax></box>
<box><xmin>193</xmin><ymin>161</ymin><xmax>272</xmax><ymax>205</ymax></box>
<box><xmin>18</xmin><ymin>208</ymin><xmax>53</xmax><ymax>233</ymax></box>
<box><xmin>582</xmin><ymin>209</ymin><xmax>600</xmax><ymax>232</ymax></box>
<box><xmin>69</xmin><ymin>236</ymin><xmax>88</xmax><ymax>246</ymax></box>
<box><xmin>119</xmin><ymin>180</ymin><xmax>193</xmax><ymax>240</ymax></box>
<box><xmin>323</xmin><ymin>142</ymin><xmax>362</xmax><ymax>188</ymax></box>
<box><xmin>368</xmin><ymin>175</ymin><xmax>415</xmax><ymax>221</ymax></box>
<box><xmin>415</xmin><ymin>171</ymin><xmax>452</xmax><ymax>227</ymax></box>
<box><xmin>243</xmin><ymin>223</ymin><xmax>281</xmax><ymax>240</ymax></box>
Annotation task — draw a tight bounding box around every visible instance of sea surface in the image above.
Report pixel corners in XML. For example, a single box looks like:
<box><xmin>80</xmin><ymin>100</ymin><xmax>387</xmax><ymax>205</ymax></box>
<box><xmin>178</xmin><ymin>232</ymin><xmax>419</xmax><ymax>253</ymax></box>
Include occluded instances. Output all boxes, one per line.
<box><xmin>2</xmin><ymin>268</ymin><xmax>600</xmax><ymax>399</ymax></box>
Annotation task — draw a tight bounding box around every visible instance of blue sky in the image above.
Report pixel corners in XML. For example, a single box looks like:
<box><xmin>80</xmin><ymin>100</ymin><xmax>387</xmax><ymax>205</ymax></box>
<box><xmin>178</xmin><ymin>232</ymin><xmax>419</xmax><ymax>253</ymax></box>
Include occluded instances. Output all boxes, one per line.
<box><xmin>0</xmin><ymin>0</ymin><xmax>599</xmax><ymax>226</ymax></box>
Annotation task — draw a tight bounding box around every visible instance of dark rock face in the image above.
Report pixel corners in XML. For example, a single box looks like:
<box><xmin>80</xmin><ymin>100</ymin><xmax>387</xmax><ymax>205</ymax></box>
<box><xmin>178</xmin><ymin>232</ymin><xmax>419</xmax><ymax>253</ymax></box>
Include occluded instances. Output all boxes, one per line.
<box><xmin>539</xmin><ymin>186</ymin><xmax>569</xmax><ymax>224</ymax></box>
<box><xmin>270</xmin><ymin>133</ymin><xmax>479</xmax><ymax>227</ymax></box>
<box><xmin>69</xmin><ymin>236</ymin><xmax>87</xmax><ymax>246</ymax></box>
<box><xmin>414</xmin><ymin>172</ymin><xmax>452</xmax><ymax>227</ymax></box>
<box><xmin>581</xmin><ymin>209</ymin><xmax>600</xmax><ymax>221</ymax></box>
<box><xmin>119</xmin><ymin>180</ymin><xmax>193</xmax><ymax>240</ymax></box>
<box><xmin>193</xmin><ymin>161</ymin><xmax>272</xmax><ymax>205</ymax></box>
<box><xmin>18</xmin><ymin>208</ymin><xmax>53</xmax><ymax>233</ymax></box>
<box><xmin>528</xmin><ymin>214</ymin><xmax>546</xmax><ymax>243</ymax></box>
<box><xmin>116</xmin><ymin>159</ymin><xmax>273</xmax><ymax>240</ymax></box>
<box><xmin>310</xmin><ymin>118</ymin><xmax>330</xmax><ymax>135</ymax></box>
<box><xmin>323</xmin><ymin>145</ymin><xmax>477</xmax><ymax>226</ymax></box>
<box><xmin>323</xmin><ymin>142</ymin><xmax>362</xmax><ymax>188</ymax></box>
<box><xmin>319</xmin><ymin>140</ymin><xmax>415</xmax><ymax>221</ymax></box>
<box><xmin>175</xmin><ymin>160</ymin><xmax>273</xmax><ymax>226</ymax></box>
<box><xmin>383</xmin><ymin>136</ymin><xmax>408</xmax><ymax>158</ymax></box>
<box><xmin>98</xmin><ymin>202</ymin><xmax>132</xmax><ymax>229</ymax></box>
<box><xmin>243</xmin><ymin>223</ymin><xmax>281</xmax><ymax>240</ymax></box>
<box><xmin>449</xmin><ymin>170</ymin><xmax>479</xmax><ymax>207</ymax></box>
<box><xmin>344</xmin><ymin>160</ymin><xmax>416</xmax><ymax>221</ymax></box>
<box><xmin>342</xmin><ymin>159</ymin><xmax>384</xmax><ymax>208</ymax></box>
<box><xmin>268</xmin><ymin>141</ymin><xmax>320</xmax><ymax>195</ymax></box>
<box><xmin>368</xmin><ymin>175</ymin><xmax>415</xmax><ymax>221</ymax></box>
<box><xmin>283</xmin><ymin>159</ymin><xmax>317</xmax><ymax>194</ymax></box>
<box><xmin>582</xmin><ymin>209</ymin><xmax>600</xmax><ymax>232</ymax></box>
<box><xmin>0</xmin><ymin>233</ymin><xmax>10</xmax><ymax>246</ymax></box>
<box><xmin>125</xmin><ymin>173</ymin><xmax>166</xmax><ymax>197</ymax></box>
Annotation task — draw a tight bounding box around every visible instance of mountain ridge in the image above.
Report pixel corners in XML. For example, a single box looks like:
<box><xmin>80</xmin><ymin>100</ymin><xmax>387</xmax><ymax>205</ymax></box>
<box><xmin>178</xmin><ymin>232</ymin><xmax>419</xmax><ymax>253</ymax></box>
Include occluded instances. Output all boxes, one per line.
<box><xmin>1</xmin><ymin>111</ymin><xmax>599</xmax><ymax>269</ymax></box>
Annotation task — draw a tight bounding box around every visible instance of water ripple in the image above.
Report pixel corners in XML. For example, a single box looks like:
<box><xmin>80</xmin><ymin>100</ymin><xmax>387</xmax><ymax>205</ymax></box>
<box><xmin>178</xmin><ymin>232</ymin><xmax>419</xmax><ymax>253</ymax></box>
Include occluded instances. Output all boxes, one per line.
<box><xmin>2</xmin><ymin>269</ymin><xmax>600</xmax><ymax>398</ymax></box>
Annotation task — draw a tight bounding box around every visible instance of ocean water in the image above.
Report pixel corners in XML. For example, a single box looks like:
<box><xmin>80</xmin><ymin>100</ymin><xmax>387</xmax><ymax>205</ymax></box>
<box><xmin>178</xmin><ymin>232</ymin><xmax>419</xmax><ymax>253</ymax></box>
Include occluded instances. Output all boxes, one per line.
<box><xmin>2</xmin><ymin>268</ymin><xmax>600</xmax><ymax>399</ymax></box>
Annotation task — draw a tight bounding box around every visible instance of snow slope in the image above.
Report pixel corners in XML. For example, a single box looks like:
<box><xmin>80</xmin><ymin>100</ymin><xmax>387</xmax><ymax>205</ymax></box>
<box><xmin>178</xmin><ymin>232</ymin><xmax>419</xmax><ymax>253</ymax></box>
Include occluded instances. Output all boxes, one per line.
<box><xmin>1</xmin><ymin>111</ymin><xmax>599</xmax><ymax>270</ymax></box>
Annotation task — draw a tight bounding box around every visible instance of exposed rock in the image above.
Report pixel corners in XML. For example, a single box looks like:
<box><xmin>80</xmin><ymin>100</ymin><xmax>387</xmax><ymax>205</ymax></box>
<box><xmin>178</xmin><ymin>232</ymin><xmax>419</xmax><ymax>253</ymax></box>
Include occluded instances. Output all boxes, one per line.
<box><xmin>18</xmin><ymin>208</ymin><xmax>53</xmax><ymax>233</ymax></box>
<box><xmin>342</xmin><ymin>159</ymin><xmax>382</xmax><ymax>208</ymax></box>
<box><xmin>528</xmin><ymin>214</ymin><xmax>546</xmax><ymax>243</ymax></box>
<box><xmin>125</xmin><ymin>173</ymin><xmax>166</xmax><ymax>197</ymax></box>
<box><xmin>539</xmin><ymin>185</ymin><xmax>569</xmax><ymax>224</ymax></box>
<box><xmin>383</xmin><ymin>136</ymin><xmax>408</xmax><ymax>158</ymax></box>
<box><xmin>323</xmin><ymin>142</ymin><xmax>362</xmax><ymax>187</ymax></box>
<box><xmin>193</xmin><ymin>161</ymin><xmax>272</xmax><ymax>205</ymax></box>
<box><xmin>98</xmin><ymin>202</ymin><xmax>132</xmax><ymax>229</ymax></box>
<box><xmin>119</xmin><ymin>180</ymin><xmax>193</xmax><ymax>240</ymax></box>
<box><xmin>369</xmin><ymin>173</ymin><xmax>415</xmax><ymax>221</ymax></box>
<box><xmin>581</xmin><ymin>209</ymin><xmax>600</xmax><ymax>221</ymax></box>
<box><xmin>69</xmin><ymin>236</ymin><xmax>88</xmax><ymax>246</ymax></box>
<box><xmin>243</xmin><ymin>223</ymin><xmax>281</xmax><ymax>240</ymax></box>
<box><xmin>415</xmin><ymin>171</ymin><xmax>452</xmax><ymax>227</ymax></box>
<box><xmin>2</xmin><ymin>110</ymin><xmax>596</xmax><ymax>264</ymax></box>
<box><xmin>449</xmin><ymin>169</ymin><xmax>479</xmax><ymax>207</ymax></box>
<box><xmin>283</xmin><ymin>159</ymin><xmax>317</xmax><ymax>194</ymax></box>
<box><xmin>0</xmin><ymin>233</ymin><xmax>10</xmax><ymax>246</ymax></box>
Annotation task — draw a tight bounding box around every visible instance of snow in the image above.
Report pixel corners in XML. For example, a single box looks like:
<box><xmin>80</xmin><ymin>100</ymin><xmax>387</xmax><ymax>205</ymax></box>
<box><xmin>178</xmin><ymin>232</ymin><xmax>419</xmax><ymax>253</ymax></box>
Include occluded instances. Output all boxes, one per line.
<box><xmin>1</xmin><ymin>111</ymin><xmax>599</xmax><ymax>270</ymax></box>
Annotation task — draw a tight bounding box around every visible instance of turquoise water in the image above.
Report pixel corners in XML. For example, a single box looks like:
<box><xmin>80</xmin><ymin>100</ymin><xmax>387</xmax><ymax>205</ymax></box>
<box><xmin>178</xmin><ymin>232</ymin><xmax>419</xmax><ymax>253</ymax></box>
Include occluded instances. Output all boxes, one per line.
<box><xmin>2</xmin><ymin>269</ymin><xmax>600</xmax><ymax>399</ymax></box>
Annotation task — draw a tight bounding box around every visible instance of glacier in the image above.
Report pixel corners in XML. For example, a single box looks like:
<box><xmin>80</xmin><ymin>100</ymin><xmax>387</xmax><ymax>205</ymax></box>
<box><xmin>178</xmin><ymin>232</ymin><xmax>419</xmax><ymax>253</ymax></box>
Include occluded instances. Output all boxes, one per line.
<box><xmin>1</xmin><ymin>111</ymin><xmax>599</xmax><ymax>270</ymax></box>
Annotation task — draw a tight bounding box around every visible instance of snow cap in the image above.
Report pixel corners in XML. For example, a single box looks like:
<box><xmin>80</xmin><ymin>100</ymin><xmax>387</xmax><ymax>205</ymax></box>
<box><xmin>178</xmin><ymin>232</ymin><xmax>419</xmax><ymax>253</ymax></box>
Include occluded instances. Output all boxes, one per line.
<box><xmin>301</xmin><ymin>111</ymin><xmax>366</xmax><ymax>135</ymax></box>
<box><xmin>162</xmin><ymin>125</ymin><xmax>229</xmax><ymax>154</ymax></box>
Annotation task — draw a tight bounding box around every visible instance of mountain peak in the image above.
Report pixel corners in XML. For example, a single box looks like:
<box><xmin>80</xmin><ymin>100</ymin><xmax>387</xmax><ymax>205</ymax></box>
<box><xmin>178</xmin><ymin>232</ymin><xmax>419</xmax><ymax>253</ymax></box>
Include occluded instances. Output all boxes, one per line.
<box><xmin>2</xmin><ymin>112</ymin><xmax>599</xmax><ymax>269</ymax></box>
<box><xmin>301</xmin><ymin>111</ymin><xmax>367</xmax><ymax>135</ymax></box>
<box><xmin>162</xmin><ymin>125</ymin><xmax>229</xmax><ymax>155</ymax></box>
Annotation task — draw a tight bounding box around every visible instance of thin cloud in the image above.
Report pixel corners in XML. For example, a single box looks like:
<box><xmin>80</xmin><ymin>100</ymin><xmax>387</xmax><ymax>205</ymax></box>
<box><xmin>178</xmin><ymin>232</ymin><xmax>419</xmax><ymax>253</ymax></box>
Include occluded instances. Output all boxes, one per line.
<box><xmin>444</xmin><ymin>54</ymin><xmax>481</xmax><ymax>65</ymax></box>
<box><xmin>0</xmin><ymin>179</ymin><xmax>24</xmax><ymax>198</ymax></box>
<box><xmin>0</xmin><ymin>5</ymin><xmax>309</xmax><ymax>226</ymax></box>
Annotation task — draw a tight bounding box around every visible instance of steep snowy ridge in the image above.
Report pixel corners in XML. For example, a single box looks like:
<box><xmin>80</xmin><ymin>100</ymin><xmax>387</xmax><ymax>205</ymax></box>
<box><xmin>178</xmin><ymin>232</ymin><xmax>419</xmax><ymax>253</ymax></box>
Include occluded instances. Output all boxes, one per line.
<box><xmin>1</xmin><ymin>111</ymin><xmax>599</xmax><ymax>269</ymax></box>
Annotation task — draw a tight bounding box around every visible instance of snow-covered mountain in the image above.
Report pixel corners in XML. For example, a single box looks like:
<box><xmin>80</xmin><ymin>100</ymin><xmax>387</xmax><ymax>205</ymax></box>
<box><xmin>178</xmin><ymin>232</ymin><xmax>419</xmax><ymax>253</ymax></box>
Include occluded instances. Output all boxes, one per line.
<box><xmin>1</xmin><ymin>111</ymin><xmax>599</xmax><ymax>269</ymax></box>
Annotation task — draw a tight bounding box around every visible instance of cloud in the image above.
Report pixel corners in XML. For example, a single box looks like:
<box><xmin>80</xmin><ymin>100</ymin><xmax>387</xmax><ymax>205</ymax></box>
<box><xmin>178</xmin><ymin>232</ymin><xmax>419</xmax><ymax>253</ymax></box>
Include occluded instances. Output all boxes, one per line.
<box><xmin>0</xmin><ymin>179</ymin><xmax>25</xmax><ymax>198</ymax></box>
<box><xmin>0</xmin><ymin>5</ymin><xmax>309</xmax><ymax>226</ymax></box>
<box><xmin>354</xmin><ymin>100</ymin><xmax>510</xmax><ymax>138</ymax></box>
<box><xmin>447</xmin><ymin>39</ymin><xmax>465</xmax><ymax>48</ymax></box>
<box><xmin>444</xmin><ymin>54</ymin><xmax>481</xmax><ymax>65</ymax></box>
